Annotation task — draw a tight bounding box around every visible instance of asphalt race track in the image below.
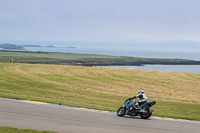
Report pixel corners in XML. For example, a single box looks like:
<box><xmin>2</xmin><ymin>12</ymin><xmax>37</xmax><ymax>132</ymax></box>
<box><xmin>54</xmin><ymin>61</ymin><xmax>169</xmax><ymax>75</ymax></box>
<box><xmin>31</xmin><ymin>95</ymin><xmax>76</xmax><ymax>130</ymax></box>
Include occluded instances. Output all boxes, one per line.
<box><xmin>0</xmin><ymin>98</ymin><xmax>199</xmax><ymax>133</ymax></box>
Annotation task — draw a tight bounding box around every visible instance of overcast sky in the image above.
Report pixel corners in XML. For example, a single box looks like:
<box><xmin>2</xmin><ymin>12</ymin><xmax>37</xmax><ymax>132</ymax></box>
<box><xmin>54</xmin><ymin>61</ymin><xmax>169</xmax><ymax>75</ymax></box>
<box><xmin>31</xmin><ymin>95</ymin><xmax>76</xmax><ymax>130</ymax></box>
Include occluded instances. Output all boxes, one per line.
<box><xmin>0</xmin><ymin>0</ymin><xmax>200</xmax><ymax>43</ymax></box>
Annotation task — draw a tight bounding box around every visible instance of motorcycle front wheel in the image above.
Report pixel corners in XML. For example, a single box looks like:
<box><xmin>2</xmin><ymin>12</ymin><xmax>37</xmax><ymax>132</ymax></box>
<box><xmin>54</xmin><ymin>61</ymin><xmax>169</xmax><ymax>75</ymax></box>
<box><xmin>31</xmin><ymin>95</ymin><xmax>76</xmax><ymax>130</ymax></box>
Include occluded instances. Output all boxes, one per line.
<box><xmin>140</xmin><ymin>106</ymin><xmax>152</xmax><ymax>119</ymax></box>
<box><xmin>117</xmin><ymin>107</ymin><xmax>126</xmax><ymax>117</ymax></box>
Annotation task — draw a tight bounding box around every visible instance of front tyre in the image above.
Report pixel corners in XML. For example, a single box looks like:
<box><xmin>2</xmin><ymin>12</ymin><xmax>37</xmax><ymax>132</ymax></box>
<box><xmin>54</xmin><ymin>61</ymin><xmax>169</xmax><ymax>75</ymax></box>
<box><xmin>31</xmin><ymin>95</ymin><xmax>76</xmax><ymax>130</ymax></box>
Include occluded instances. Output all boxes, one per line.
<box><xmin>117</xmin><ymin>107</ymin><xmax>126</xmax><ymax>117</ymax></box>
<box><xmin>140</xmin><ymin>106</ymin><xmax>152</xmax><ymax>119</ymax></box>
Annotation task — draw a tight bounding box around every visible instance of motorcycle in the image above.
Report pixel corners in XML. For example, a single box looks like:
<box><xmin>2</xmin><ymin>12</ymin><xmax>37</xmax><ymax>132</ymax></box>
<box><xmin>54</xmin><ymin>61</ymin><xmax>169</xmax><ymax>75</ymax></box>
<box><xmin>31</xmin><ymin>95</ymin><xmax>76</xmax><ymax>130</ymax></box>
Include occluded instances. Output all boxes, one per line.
<box><xmin>117</xmin><ymin>99</ymin><xmax>156</xmax><ymax>119</ymax></box>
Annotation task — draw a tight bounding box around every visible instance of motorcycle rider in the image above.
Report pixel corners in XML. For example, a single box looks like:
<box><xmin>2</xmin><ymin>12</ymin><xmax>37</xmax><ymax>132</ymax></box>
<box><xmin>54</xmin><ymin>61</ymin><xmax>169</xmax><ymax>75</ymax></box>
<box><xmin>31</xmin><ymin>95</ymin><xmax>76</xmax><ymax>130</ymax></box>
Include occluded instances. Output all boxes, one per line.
<box><xmin>128</xmin><ymin>90</ymin><xmax>148</xmax><ymax>111</ymax></box>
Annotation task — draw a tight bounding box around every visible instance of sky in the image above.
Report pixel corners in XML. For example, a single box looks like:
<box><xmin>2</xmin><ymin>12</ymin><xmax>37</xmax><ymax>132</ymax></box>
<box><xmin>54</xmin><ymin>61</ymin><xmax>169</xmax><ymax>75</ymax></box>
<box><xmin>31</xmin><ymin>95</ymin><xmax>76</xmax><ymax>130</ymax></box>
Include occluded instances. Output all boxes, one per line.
<box><xmin>0</xmin><ymin>0</ymin><xmax>200</xmax><ymax>43</ymax></box>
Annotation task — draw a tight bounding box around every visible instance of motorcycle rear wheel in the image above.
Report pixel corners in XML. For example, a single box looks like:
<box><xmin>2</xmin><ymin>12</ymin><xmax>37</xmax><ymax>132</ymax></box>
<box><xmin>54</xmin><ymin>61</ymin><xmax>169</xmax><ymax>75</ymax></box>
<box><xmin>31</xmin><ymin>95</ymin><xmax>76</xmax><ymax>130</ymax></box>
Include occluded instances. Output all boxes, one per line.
<box><xmin>140</xmin><ymin>106</ymin><xmax>152</xmax><ymax>119</ymax></box>
<box><xmin>117</xmin><ymin>107</ymin><xmax>126</xmax><ymax>117</ymax></box>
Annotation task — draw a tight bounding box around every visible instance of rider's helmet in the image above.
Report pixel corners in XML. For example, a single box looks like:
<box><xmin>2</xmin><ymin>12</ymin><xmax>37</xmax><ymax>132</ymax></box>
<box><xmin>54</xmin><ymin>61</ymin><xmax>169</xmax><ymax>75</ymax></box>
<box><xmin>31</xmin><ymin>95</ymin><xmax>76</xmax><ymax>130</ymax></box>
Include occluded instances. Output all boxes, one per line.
<box><xmin>138</xmin><ymin>90</ymin><xmax>144</xmax><ymax>95</ymax></box>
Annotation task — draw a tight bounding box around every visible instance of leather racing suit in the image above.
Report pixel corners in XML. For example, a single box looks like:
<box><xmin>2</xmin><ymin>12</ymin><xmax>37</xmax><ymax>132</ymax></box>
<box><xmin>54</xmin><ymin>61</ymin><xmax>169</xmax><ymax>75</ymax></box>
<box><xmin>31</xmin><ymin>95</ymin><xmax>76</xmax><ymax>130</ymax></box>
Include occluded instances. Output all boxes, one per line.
<box><xmin>128</xmin><ymin>93</ymin><xmax>148</xmax><ymax>109</ymax></box>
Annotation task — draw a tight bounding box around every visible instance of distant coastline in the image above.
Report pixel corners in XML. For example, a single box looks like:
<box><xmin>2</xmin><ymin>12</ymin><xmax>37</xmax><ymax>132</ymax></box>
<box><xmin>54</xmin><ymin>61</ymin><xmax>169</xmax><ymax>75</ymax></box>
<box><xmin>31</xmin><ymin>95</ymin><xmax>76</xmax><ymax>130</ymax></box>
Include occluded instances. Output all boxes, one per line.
<box><xmin>0</xmin><ymin>43</ymin><xmax>76</xmax><ymax>50</ymax></box>
<box><xmin>0</xmin><ymin>43</ymin><xmax>25</xmax><ymax>50</ymax></box>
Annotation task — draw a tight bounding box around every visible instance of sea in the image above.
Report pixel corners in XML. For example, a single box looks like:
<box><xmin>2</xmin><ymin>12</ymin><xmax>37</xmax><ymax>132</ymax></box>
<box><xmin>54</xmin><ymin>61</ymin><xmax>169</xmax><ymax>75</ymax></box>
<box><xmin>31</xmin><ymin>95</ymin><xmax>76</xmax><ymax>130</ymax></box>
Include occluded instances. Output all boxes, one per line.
<box><xmin>14</xmin><ymin>46</ymin><xmax>200</xmax><ymax>73</ymax></box>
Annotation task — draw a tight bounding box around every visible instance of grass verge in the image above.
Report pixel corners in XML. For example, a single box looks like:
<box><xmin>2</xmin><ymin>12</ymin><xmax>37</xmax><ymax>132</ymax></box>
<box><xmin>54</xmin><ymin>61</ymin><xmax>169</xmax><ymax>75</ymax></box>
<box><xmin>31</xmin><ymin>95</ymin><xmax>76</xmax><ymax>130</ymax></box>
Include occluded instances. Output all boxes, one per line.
<box><xmin>0</xmin><ymin>127</ymin><xmax>57</xmax><ymax>133</ymax></box>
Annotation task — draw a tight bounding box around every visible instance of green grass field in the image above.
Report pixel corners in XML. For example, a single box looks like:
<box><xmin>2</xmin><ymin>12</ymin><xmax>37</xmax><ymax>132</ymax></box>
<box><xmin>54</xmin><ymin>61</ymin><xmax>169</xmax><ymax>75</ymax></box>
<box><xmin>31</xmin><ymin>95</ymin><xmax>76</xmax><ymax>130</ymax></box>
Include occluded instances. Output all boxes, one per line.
<box><xmin>0</xmin><ymin>50</ymin><xmax>199</xmax><ymax>66</ymax></box>
<box><xmin>0</xmin><ymin>63</ymin><xmax>199</xmax><ymax>120</ymax></box>
<box><xmin>0</xmin><ymin>127</ymin><xmax>57</xmax><ymax>133</ymax></box>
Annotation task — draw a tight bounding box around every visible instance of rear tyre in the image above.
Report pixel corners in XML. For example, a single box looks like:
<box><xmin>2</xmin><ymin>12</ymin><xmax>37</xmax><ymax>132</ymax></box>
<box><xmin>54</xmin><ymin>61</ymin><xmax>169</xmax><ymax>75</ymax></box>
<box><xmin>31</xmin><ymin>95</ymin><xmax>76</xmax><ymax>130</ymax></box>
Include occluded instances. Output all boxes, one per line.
<box><xmin>140</xmin><ymin>106</ymin><xmax>152</xmax><ymax>119</ymax></box>
<box><xmin>117</xmin><ymin>107</ymin><xmax>126</xmax><ymax>117</ymax></box>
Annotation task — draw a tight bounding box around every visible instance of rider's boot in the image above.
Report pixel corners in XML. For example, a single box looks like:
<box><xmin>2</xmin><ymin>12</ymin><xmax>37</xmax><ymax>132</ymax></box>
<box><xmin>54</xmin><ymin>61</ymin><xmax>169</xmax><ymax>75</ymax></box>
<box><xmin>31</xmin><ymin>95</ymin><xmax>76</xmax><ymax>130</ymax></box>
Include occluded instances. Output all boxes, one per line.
<box><xmin>134</xmin><ymin>102</ymin><xmax>140</xmax><ymax>110</ymax></box>
<box><xmin>135</xmin><ymin>104</ymin><xmax>145</xmax><ymax>113</ymax></box>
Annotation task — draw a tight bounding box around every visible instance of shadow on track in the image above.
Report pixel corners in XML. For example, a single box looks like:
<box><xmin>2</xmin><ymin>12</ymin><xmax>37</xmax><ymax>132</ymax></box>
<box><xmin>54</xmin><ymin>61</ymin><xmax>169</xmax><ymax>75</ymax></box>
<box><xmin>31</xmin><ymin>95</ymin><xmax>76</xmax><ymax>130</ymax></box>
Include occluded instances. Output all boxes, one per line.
<box><xmin>117</xmin><ymin>115</ymin><xmax>152</xmax><ymax>120</ymax></box>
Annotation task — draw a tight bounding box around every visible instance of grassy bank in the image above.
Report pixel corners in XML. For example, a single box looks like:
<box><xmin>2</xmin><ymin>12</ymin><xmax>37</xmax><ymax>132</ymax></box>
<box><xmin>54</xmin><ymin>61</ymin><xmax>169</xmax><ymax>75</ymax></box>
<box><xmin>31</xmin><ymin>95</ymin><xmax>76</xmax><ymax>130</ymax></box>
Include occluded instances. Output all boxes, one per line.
<box><xmin>0</xmin><ymin>63</ymin><xmax>199</xmax><ymax>120</ymax></box>
<box><xmin>0</xmin><ymin>127</ymin><xmax>57</xmax><ymax>133</ymax></box>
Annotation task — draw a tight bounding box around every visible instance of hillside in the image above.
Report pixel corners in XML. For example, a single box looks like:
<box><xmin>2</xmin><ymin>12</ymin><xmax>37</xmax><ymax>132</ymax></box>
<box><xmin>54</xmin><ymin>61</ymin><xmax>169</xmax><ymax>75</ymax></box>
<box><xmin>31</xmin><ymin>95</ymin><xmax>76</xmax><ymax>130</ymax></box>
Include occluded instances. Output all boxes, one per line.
<box><xmin>0</xmin><ymin>63</ymin><xmax>199</xmax><ymax>120</ymax></box>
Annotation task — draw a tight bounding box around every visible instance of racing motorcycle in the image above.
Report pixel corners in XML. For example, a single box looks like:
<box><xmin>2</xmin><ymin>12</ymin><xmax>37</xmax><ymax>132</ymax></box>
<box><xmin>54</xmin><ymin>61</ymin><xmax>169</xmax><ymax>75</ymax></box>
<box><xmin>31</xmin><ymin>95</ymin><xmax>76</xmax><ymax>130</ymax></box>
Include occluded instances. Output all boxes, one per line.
<box><xmin>117</xmin><ymin>99</ymin><xmax>156</xmax><ymax>119</ymax></box>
